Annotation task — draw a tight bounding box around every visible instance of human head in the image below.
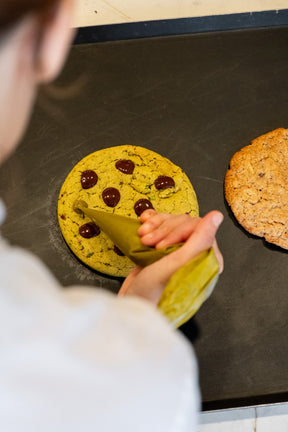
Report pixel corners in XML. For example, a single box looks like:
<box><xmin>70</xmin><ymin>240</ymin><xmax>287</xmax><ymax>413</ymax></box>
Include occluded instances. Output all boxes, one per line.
<box><xmin>0</xmin><ymin>0</ymin><xmax>75</xmax><ymax>163</ymax></box>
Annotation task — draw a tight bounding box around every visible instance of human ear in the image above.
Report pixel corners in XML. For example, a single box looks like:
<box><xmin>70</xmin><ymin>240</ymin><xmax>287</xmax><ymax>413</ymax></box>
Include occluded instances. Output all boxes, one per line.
<box><xmin>35</xmin><ymin>0</ymin><xmax>75</xmax><ymax>83</ymax></box>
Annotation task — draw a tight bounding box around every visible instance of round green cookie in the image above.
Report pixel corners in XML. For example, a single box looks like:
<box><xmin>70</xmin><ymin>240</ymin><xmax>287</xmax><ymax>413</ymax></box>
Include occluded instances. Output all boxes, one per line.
<box><xmin>58</xmin><ymin>145</ymin><xmax>199</xmax><ymax>277</ymax></box>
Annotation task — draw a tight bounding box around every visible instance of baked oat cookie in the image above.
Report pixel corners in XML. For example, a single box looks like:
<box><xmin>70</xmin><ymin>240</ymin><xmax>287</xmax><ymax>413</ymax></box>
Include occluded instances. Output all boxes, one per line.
<box><xmin>225</xmin><ymin>128</ymin><xmax>288</xmax><ymax>249</ymax></box>
<box><xmin>58</xmin><ymin>145</ymin><xmax>199</xmax><ymax>277</ymax></box>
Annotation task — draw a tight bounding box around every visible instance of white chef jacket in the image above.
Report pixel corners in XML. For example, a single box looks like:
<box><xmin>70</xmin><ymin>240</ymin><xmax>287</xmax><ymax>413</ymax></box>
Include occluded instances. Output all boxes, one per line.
<box><xmin>0</xmin><ymin>200</ymin><xmax>200</xmax><ymax>432</ymax></box>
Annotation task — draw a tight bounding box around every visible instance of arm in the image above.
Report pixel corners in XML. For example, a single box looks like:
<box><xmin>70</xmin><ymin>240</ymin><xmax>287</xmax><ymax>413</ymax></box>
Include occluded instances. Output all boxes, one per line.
<box><xmin>0</xmin><ymin>239</ymin><xmax>200</xmax><ymax>432</ymax></box>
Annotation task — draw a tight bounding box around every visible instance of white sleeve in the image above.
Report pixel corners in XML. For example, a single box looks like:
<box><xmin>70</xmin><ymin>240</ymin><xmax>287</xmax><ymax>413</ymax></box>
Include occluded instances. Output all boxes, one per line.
<box><xmin>0</xmin><ymin>241</ymin><xmax>200</xmax><ymax>432</ymax></box>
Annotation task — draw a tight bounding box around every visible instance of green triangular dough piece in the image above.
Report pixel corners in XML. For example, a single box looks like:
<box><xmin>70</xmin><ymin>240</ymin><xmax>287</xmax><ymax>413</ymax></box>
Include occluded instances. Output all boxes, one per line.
<box><xmin>74</xmin><ymin>200</ymin><xmax>219</xmax><ymax>328</ymax></box>
<box><xmin>74</xmin><ymin>200</ymin><xmax>181</xmax><ymax>267</ymax></box>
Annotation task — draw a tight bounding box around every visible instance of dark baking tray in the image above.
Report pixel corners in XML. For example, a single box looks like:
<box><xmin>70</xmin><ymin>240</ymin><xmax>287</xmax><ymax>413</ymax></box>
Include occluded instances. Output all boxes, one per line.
<box><xmin>1</xmin><ymin>26</ymin><xmax>288</xmax><ymax>410</ymax></box>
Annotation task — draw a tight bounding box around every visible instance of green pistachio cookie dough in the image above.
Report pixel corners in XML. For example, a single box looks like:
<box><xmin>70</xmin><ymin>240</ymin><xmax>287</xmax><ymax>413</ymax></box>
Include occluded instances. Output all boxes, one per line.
<box><xmin>58</xmin><ymin>145</ymin><xmax>199</xmax><ymax>277</ymax></box>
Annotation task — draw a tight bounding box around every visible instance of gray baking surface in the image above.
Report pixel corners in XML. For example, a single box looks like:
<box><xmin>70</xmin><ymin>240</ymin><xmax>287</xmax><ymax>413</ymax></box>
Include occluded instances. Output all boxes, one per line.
<box><xmin>1</xmin><ymin>27</ymin><xmax>288</xmax><ymax>408</ymax></box>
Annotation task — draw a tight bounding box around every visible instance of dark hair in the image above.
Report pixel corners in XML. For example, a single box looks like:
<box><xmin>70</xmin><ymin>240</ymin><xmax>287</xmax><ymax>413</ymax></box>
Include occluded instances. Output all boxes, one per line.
<box><xmin>0</xmin><ymin>0</ymin><xmax>58</xmax><ymax>34</ymax></box>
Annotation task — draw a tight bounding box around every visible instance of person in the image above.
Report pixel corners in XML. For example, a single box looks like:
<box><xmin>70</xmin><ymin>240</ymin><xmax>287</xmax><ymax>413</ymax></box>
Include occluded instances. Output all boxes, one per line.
<box><xmin>0</xmin><ymin>1</ymin><xmax>224</xmax><ymax>431</ymax></box>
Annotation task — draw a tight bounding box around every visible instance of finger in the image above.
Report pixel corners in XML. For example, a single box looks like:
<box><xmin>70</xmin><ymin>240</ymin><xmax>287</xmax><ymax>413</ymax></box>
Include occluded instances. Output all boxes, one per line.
<box><xmin>142</xmin><ymin>215</ymin><xmax>199</xmax><ymax>247</ymax></box>
<box><xmin>212</xmin><ymin>240</ymin><xmax>224</xmax><ymax>274</ymax></box>
<box><xmin>155</xmin><ymin>216</ymin><xmax>201</xmax><ymax>249</ymax></box>
<box><xmin>139</xmin><ymin>209</ymin><xmax>157</xmax><ymax>224</ymax></box>
<box><xmin>178</xmin><ymin>211</ymin><xmax>223</xmax><ymax>262</ymax></box>
<box><xmin>138</xmin><ymin>213</ymin><xmax>171</xmax><ymax>236</ymax></box>
<box><xmin>146</xmin><ymin>211</ymin><xmax>224</xmax><ymax>285</ymax></box>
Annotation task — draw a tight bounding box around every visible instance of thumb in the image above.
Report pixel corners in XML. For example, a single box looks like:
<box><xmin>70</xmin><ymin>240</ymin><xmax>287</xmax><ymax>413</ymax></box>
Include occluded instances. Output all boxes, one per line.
<box><xmin>149</xmin><ymin>210</ymin><xmax>223</xmax><ymax>285</ymax></box>
<box><xmin>177</xmin><ymin>211</ymin><xmax>223</xmax><ymax>262</ymax></box>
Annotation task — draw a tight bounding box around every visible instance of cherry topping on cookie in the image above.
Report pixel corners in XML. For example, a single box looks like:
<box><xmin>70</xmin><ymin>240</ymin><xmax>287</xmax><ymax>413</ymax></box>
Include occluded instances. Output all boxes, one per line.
<box><xmin>134</xmin><ymin>199</ymin><xmax>154</xmax><ymax>216</ymax></box>
<box><xmin>115</xmin><ymin>159</ymin><xmax>135</xmax><ymax>174</ymax></box>
<box><xmin>102</xmin><ymin>187</ymin><xmax>120</xmax><ymax>207</ymax></box>
<box><xmin>113</xmin><ymin>245</ymin><xmax>125</xmax><ymax>256</ymax></box>
<box><xmin>81</xmin><ymin>170</ymin><xmax>98</xmax><ymax>189</ymax></box>
<box><xmin>154</xmin><ymin>175</ymin><xmax>175</xmax><ymax>190</ymax></box>
<box><xmin>79</xmin><ymin>222</ymin><xmax>100</xmax><ymax>238</ymax></box>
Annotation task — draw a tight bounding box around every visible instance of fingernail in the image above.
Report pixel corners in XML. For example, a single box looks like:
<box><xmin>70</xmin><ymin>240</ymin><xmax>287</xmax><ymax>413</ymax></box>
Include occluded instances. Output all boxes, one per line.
<box><xmin>156</xmin><ymin>240</ymin><xmax>166</xmax><ymax>249</ymax></box>
<box><xmin>140</xmin><ymin>209</ymin><xmax>155</xmax><ymax>221</ymax></box>
<box><xmin>142</xmin><ymin>232</ymin><xmax>154</xmax><ymax>242</ymax></box>
<box><xmin>144</xmin><ymin>209</ymin><xmax>156</xmax><ymax>217</ymax></box>
<box><xmin>139</xmin><ymin>223</ymin><xmax>152</xmax><ymax>235</ymax></box>
<box><xmin>212</xmin><ymin>213</ymin><xmax>224</xmax><ymax>228</ymax></box>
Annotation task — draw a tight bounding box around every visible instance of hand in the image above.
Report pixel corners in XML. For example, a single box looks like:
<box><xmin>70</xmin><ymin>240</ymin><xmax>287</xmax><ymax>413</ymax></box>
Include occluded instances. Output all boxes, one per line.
<box><xmin>118</xmin><ymin>210</ymin><xmax>224</xmax><ymax>305</ymax></box>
